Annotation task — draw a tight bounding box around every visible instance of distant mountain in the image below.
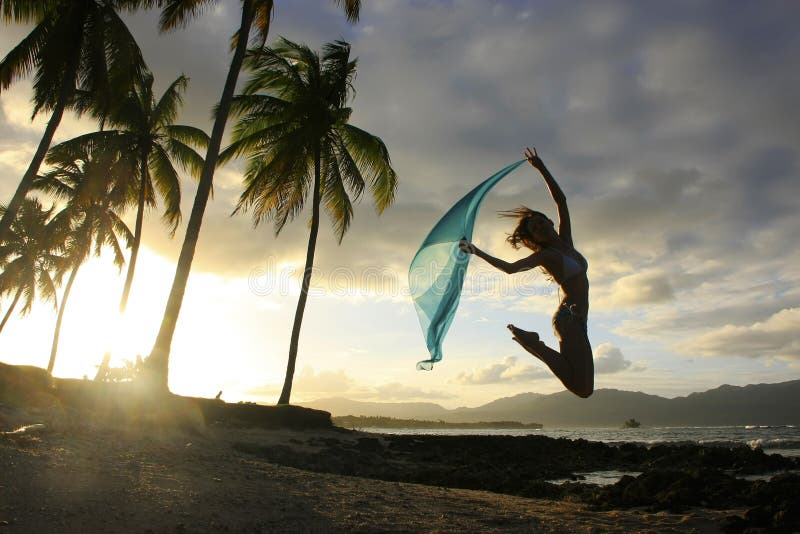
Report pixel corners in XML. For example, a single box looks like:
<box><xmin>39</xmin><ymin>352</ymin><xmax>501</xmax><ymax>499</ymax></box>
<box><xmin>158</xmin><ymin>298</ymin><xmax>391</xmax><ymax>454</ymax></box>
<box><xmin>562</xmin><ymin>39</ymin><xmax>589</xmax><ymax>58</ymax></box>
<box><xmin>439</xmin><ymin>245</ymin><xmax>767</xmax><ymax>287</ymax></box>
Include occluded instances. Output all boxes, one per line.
<box><xmin>301</xmin><ymin>381</ymin><xmax>800</xmax><ymax>428</ymax></box>
<box><xmin>301</xmin><ymin>397</ymin><xmax>452</xmax><ymax>420</ymax></box>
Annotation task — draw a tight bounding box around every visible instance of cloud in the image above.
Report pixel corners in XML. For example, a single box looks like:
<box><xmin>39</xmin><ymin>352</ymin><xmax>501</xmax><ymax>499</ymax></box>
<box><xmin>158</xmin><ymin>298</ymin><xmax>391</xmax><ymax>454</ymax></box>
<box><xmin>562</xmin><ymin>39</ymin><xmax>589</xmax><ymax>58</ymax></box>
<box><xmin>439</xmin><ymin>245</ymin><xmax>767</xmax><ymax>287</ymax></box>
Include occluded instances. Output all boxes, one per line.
<box><xmin>453</xmin><ymin>356</ymin><xmax>550</xmax><ymax>385</ymax></box>
<box><xmin>3</xmin><ymin>1</ymin><xmax>800</xmax><ymax>400</ymax></box>
<box><xmin>292</xmin><ymin>367</ymin><xmax>356</xmax><ymax>394</ymax></box>
<box><xmin>247</xmin><ymin>367</ymin><xmax>454</xmax><ymax>402</ymax></box>
<box><xmin>596</xmin><ymin>271</ymin><xmax>675</xmax><ymax>308</ymax></box>
<box><xmin>593</xmin><ymin>343</ymin><xmax>636</xmax><ymax>374</ymax></box>
<box><xmin>0</xmin><ymin>143</ymin><xmax>37</xmax><ymax>187</ymax></box>
<box><xmin>675</xmin><ymin>308</ymin><xmax>800</xmax><ymax>360</ymax></box>
<box><xmin>373</xmin><ymin>382</ymin><xmax>454</xmax><ymax>401</ymax></box>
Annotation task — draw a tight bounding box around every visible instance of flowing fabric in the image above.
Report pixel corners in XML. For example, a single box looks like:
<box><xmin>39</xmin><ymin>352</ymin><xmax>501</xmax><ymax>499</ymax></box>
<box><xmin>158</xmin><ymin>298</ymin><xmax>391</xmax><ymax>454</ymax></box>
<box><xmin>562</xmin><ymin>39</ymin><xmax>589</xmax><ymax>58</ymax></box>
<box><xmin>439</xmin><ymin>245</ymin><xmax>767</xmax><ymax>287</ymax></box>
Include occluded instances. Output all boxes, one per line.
<box><xmin>409</xmin><ymin>160</ymin><xmax>526</xmax><ymax>370</ymax></box>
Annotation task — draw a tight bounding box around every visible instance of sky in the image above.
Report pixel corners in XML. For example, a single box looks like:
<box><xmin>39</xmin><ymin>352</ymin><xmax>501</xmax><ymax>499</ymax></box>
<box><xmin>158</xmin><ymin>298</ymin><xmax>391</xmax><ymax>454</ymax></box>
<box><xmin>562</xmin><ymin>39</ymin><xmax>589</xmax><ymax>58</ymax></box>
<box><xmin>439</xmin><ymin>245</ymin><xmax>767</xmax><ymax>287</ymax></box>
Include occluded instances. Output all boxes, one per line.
<box><xmin>0</xmin><ymin>1</ymin><xmax>798</xmax><ymax>409</ymax></box>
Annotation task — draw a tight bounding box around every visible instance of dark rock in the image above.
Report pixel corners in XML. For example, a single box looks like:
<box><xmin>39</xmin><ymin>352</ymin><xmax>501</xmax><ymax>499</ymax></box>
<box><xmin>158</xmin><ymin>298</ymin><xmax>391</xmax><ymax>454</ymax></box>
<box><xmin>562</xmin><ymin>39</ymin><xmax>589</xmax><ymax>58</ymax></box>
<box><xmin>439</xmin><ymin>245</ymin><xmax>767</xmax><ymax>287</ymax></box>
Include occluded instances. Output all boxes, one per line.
<box><xmin>356</xmin><ymin>437</ymin><xmax>382</xmax><ymax>452</ymax></box>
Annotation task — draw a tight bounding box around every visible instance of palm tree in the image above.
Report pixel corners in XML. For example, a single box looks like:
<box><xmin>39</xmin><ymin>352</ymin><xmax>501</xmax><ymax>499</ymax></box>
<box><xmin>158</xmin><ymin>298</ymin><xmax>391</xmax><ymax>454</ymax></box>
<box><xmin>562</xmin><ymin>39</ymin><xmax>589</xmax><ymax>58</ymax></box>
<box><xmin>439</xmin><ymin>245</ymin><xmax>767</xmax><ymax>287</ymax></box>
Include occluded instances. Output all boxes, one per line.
<box><xmin>142</xmin><ymin>0</ymin><xmax>361</xmax><ymax>392</ymax></box>
<box><xmin>48</xmin><ymin>72</ymin><xmax>209</xmax><ymax>314</ymax></box>
<box><xmin>34</xmin><ymin>145</ymin><xmax>134</xmax><ymax>375</ymax></box>
<box><xmin>0</xmin><ymin>198</ymin><xmax>66</xmax><ymax>334</ymax></box>
<box><xmin>0</xmin><ymin>0</ymin><xmax>147</xmax><ymax>244</ymax></box>
<box><xmin>222</xmin><ymin>38</ymin><xmax>397</xmax><ymax>404</ymax></box>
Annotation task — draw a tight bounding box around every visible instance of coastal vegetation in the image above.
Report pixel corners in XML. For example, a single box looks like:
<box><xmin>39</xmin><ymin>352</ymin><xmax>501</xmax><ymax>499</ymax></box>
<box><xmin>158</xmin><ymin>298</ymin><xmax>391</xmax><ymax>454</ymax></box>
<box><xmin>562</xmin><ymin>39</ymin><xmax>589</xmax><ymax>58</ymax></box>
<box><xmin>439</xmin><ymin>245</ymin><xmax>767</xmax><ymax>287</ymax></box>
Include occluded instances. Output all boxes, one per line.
<box><xmin>0</xmin><ymin>0</ymin><xmax>146</xmax><ymax>244</ymax></box>
<box><xmin>223</xmin><ymin>38</ymin><xmax>397</xmax><ymax>404</ymax></box>
<box><xmin>142</xmin><ymin>0</ymin><xmax>363</xmax><ymax>393</ymax></box>
<box><xmin>34</xmin><ymin>143</ymin><xmax>134</xmax><ymax>373</ymax></box>
<box><xmin>0</xmin><ymin>0</ymin><xmax>374</xmax><ymax>402</ymax></box>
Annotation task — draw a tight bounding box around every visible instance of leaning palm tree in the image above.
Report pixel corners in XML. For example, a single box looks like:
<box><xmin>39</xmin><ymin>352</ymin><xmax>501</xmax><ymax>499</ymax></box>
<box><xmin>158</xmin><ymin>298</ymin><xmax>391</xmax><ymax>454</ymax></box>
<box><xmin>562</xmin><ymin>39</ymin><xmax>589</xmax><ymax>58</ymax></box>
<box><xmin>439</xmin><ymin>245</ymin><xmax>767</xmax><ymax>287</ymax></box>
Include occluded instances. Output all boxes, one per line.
<box><xmin>0</xmin><ymin>198</ymin><xmax>66</xmax><ymax>334</ymax></box>
<box><xmin>0</xmin><ymin>0</ymin><xmax>146</xmax><ymax>244</ymax></box>
<box><xmin>222</xmin><ymin>38</ymin><xmax>397</xmax><ymax>404</ymax></box>
<box><xmin>34</xmin><ymin>146</ymin><xmax>134</xmax><ymax>375</ymax></box>
<box><xmin>142</xmin><ymin>0</ymin><xmax>361</xmax><ymax>392</ymax></box>
<box><xmin>48</xmin><ymin>72</ymin><xmax>209</xmax><ymax>314</ymax></box>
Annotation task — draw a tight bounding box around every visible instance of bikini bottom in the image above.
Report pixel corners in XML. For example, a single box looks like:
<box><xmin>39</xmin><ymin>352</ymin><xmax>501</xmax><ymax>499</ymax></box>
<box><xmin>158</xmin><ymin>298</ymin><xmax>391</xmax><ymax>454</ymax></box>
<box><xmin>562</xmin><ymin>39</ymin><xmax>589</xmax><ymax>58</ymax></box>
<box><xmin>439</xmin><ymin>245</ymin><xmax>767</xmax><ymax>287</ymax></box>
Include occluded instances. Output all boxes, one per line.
<box><xmin>554</xmin><ymin>303</ymin><xmax>588</xmax><ymax>334</ymax></box>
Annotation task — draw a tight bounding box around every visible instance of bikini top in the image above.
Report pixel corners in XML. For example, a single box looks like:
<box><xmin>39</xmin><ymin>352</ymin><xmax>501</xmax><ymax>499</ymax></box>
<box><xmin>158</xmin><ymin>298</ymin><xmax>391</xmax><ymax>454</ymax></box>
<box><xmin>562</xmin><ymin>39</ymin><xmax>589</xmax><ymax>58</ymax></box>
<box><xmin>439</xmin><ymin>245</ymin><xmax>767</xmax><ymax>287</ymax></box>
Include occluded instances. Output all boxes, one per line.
<box><xmin>560</xmin><ymin>251</ymin><xmax>588</xmax><ymax>280</ymax></box>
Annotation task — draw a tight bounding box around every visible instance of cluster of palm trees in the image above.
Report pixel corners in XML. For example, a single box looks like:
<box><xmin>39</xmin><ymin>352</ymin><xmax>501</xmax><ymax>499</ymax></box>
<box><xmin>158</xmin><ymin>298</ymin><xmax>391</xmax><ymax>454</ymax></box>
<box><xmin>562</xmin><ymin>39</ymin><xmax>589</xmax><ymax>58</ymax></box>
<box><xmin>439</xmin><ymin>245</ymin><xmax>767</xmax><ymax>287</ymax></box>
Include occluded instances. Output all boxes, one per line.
<box><xmin>0</xmin><ymin>0</ymin><xmax>397</xmax><ymax>405</ymax></box>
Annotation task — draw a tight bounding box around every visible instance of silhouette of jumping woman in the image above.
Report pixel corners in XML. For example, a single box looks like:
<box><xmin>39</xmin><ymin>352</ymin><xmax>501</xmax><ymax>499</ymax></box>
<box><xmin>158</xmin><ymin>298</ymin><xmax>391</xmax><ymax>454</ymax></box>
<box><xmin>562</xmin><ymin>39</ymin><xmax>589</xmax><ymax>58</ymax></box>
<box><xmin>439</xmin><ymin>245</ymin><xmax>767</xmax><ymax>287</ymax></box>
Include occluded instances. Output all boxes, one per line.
<box><xmin>459</xmin><ymin>147</ymin><xmax>593</xmax><ymax>398</ymax></box>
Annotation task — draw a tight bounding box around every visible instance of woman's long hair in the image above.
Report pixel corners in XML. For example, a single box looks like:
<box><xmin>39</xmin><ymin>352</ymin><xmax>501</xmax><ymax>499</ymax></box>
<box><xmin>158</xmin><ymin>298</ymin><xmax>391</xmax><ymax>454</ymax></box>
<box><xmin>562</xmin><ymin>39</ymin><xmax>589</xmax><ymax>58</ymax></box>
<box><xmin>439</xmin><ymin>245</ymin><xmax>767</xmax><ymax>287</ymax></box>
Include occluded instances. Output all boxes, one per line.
<box><xmin>498</xmin><ymin>206</ymin><xmax>551</xmax><ymax>252</ymax></box>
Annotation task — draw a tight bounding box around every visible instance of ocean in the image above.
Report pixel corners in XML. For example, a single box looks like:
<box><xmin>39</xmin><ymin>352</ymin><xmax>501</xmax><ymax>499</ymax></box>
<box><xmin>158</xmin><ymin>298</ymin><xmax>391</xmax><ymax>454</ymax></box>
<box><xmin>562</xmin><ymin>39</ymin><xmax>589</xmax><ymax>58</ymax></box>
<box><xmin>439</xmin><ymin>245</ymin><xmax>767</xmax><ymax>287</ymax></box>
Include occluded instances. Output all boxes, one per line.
<box><xmin>361</xmin><ymin>425</ymin><xmax>800</xmax><ymax>457</ymax></box>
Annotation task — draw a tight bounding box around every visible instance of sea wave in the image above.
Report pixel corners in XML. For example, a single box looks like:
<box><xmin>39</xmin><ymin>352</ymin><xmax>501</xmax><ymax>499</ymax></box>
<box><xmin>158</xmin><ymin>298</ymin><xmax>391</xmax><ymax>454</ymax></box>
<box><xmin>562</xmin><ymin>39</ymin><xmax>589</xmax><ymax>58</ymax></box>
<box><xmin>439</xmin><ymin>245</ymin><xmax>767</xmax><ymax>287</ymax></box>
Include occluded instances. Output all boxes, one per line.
<box><xmin>747</xmin><ymin>438</ymin><xmax>800</xmax><ymax>450</ymax></box>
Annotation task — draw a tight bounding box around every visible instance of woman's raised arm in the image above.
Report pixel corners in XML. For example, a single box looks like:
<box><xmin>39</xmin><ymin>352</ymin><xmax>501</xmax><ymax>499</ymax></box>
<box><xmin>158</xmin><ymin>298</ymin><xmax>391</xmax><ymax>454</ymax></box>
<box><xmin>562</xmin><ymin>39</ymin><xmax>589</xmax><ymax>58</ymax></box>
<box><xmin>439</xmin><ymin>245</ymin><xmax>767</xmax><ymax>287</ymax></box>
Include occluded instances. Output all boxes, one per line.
<box><xmin>525</xmin><ymin>147</ymin><xmax>573</xmax><ymax>246</ymax></box>
<box><xmin>459</xmin><ymin>239</ymin><xmax>543</xmax><ymax>274</ymax></box>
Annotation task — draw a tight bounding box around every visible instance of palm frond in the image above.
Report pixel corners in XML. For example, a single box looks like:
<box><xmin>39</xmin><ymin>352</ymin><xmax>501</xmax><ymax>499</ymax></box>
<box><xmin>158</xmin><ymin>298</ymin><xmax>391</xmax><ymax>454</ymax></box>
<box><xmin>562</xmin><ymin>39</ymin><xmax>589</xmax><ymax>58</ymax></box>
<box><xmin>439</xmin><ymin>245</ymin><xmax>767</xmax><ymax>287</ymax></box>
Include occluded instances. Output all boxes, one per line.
<box><xmin>1</xmin><ymin>1</ymin><xmax>60</xmax><ymax>23</ymax></box>
<box><xmin>243</xmin><ymin>44</ymin><xmax>304</xmax><ymax>94</ymax></box>
<box><xmin>221</xmin><ymin>119</ymin><xmax>294</xmax><ymax>164</ymax></box>
<box><xmin>46</xmin><ymin>130</ymin><xmax>130</xmax><ymax>165</ymax></box>
<box><xmin>340</xmin><ymin>124</ymin><xmax>397</xmax><ymax>213</ymax></box>
<box><xmin>152</xmin><ymin>74</ymin><xmax>188</xmax><ymax>127</ymax></box>
<box><xmin>332</xmin><ymin>135</ymin><xmax>365</xmax><ymax>201</ymax></box>
<box><xmin>33</xmin><ymin>170</ymin><xmax>78</xmax><ymax>201</ymax></box>
<box><xmin>322</xmin><ymin>40</ymin><xmax>355</xmax><ymax>108</ymax></box>
<box><xmin>162</xmin><ymin>124</ymin><xmax>210</xmax><ymax>149</ymax></box>
<box><xmin>148</xmin><ymin>143</ymin><xmax>182</xmax><ymax>232</ymax></box>
<box><xmin>251</xmin><ymin>0</ymin><xmax>275</xmax><ymax>46</ymax></box>
<box><xmin>332</xmin><ymin>0</ymin><xmax>360</xmax><ymax>23</ymax></box>
<box><xmin>0</xmin><ymin>17</ymin><xmax>50</xmax><ymax>91</ymax></box>
<box><xmin>19</xmin><ymin>270</ymin><xmax>37</xmax><ymax>314</ymax></box>
<box><xmin>159</xmin><ymin>0</ymin><xmax>215</xmax><ymax>31</ymax></box>
<box><xmin>230</xmin><ymin>36</ymin><xmax>397</xmax><ymax>245</ymax></box>
<box><xmin>322</xmin><ymin>142</ymin><xmax>353</xmax><ymax>242</ymax></box>
<box><xmin>164</xmin><ymin>138</ymin><xmax>205</xmax><ymax>178</ymax></box>
<box><xmin>235</xmin><ymin>137</ymin><xmax>310</xmax><ymax>227</ymax></box>
<box><xmin>99</xmin><ymin>4</ymin><xmax>147</xmax><ymax>112</ymax></box>
<box><xmin>36</xmin><ymin>269</ymin><xmax>59</xmax><ymax>309</ymax></box>
<box><xmin>272</xmin><ymin>168</ymin><xmax>309</xmax><ymax>235</ymax></box>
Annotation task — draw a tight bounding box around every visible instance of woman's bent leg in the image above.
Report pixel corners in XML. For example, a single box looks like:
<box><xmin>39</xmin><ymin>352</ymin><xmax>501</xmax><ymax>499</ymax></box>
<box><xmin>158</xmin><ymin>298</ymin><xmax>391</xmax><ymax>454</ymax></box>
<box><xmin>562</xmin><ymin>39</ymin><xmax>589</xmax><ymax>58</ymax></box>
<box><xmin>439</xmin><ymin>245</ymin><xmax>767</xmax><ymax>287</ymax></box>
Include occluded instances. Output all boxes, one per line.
<box><xmin>507</xmin><ymin>324</ymin><xmax>574</xmax><ymax>388</ymax></box>
<box><xmin>508</xmin><ymin>320</ymin><xmax>594</xmax><ymax>398</ymax></box>
<box><xmin>559</xmin><ymin>339</ymin><xmax>594</xmax><ymax>397</ymax></box>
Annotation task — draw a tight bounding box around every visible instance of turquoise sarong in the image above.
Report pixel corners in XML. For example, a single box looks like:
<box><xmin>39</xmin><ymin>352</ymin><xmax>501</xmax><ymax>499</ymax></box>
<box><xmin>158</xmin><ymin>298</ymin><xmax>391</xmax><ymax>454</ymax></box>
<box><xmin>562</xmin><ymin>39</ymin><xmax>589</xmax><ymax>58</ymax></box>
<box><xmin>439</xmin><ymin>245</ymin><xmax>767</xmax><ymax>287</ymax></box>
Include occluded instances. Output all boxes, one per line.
<box><xmin>409</xmin><ymin>160</ymin><xmax>526</xmax><ymax>370</ymax></box>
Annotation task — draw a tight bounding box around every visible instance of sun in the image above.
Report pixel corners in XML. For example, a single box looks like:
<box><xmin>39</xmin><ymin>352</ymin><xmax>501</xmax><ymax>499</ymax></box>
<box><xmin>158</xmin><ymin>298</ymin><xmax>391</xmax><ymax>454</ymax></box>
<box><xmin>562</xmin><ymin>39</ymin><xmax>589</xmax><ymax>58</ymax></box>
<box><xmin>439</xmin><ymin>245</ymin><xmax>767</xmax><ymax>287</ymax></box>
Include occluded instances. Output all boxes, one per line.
<box><xmin>0</xmin><ymin>244</ymin><xmax>292</xmax><ymax>401</ymax></box>
<box><xmin>49</xmin><ymin>255</ymin><xmax>152</xmax><ymax>378</ymax></box>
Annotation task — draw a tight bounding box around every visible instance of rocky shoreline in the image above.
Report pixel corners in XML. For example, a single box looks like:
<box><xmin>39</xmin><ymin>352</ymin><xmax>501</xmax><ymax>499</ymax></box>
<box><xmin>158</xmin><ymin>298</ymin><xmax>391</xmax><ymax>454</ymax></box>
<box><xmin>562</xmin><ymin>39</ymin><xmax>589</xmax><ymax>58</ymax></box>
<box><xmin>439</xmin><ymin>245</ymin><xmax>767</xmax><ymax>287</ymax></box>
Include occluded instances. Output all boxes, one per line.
<box><xmin>232</xmin><ymin>430</ymin><xmax>800</xmax><ymax>531</ymax></box>
<box><xmin>2</xmin><ymin>363</ymin><xmax>799</xmax><ymax>532</ymax></box>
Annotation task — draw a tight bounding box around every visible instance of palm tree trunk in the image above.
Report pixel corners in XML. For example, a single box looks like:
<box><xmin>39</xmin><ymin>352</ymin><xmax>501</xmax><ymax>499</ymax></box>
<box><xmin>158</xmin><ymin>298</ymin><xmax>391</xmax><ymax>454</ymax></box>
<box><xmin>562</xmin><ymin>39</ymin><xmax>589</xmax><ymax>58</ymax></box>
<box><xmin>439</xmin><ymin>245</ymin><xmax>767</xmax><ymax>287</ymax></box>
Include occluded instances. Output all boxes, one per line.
<box><xmin>118</xmin><ymin>149</ymin><xmax>148</xmax><ymax>313</ymax></box>
<box><xmin>142</xmin><ymin>0</ymin><xmax>259</xmax><ymax>393</ymax></box>
<box><xmin>0</xmin><ymin>68</ymin><xmax>73</xmax><ymax>244</ymax></box>
<box><xmin>278</xmin><ymin>143</ymin><xmax>322</xmax><ymax>405</ymax></box>
<box><xmin>47</xmin><ymin>263</ymin><xmax>80</xmax><ymax>375</ymax></box>
<box><xmin>0</xmin><ymin>287</ymin><xmax>23</xmax><ymax>334</ymax></box>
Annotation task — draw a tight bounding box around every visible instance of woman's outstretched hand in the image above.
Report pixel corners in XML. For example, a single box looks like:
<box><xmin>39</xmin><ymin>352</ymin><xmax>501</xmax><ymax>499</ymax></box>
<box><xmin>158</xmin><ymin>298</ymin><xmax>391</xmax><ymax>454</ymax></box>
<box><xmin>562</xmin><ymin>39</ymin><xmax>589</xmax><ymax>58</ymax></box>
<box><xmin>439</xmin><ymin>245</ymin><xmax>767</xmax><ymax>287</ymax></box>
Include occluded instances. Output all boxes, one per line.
<box><xmin>525</xmin><ymin>146</ymin><xmax>544</xmax><ymax>170</ymax></box>
<box><xmin>458</xmin><ymin>238</ymin><xmax>477</xmax><ymax>254</ymax></box>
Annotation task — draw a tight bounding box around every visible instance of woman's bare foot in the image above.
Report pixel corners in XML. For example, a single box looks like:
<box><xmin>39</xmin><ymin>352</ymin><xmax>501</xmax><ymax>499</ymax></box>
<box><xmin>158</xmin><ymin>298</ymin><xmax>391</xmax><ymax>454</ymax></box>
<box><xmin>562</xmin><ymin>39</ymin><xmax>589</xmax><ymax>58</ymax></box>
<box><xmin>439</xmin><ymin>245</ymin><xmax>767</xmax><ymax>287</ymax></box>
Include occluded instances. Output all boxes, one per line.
<box><xmin>507</xmin><ymin>324</ymin><xmax>543</xmax><ymax>354</ymax></box>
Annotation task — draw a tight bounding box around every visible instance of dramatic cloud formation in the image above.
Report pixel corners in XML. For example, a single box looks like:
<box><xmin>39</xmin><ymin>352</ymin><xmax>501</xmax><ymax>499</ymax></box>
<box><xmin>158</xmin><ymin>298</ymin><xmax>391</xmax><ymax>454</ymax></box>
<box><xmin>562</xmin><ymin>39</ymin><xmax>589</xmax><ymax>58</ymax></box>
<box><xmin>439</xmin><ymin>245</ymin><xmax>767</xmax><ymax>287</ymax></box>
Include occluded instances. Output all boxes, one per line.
<box><xmin>2</xmin><ymin>2</ymin><xmax>798</xmax><ymax>404</ymax></box>
<box><xmin>292</xmin><ymin>367</ymin><xmax>356</xmax><ymax>394</ymax></box>
<box><xmin>246</xmin><ymin>367</ymin><xmax>454</xmax><ymax>402</ymax></box>
<box><xmin>598</xmin><ymin>271</ymin><xmax>675</xmax><ymax>308</ymax></box>
<box><xmin>593</xmin><ymin>343</ymin><xmax>636</xmax><ymax>374</ymax></box>
<box><xmin>373</xmin><ymin>382</ymin><xmax>455</xmax><ymax>401</ymax></box>
<box><xmin>676</xmin><ymin>308</ymin><xmax>800</xmax><ymax>360</ymax></box>
<box><xmin>453</xmin><ymin>356</ymin><xmax>551</xmax><ymax>385</ymax></box>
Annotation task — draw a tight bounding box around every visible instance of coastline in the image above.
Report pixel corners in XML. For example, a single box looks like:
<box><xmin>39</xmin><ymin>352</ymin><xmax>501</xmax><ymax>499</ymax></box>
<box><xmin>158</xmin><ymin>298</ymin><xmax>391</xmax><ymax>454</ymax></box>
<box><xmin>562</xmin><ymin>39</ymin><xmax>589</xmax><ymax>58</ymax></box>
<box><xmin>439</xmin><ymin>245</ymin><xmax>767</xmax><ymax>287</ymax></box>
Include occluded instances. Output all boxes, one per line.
<box><xmin>1</xmin><ymin>417</ymin><xmax>741</xmax><ymax>533</ymax></box>
<box><xmin>1</xmin><ymin>365</ymin><xmax>798</xmax><ymax>532</ymax></box>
